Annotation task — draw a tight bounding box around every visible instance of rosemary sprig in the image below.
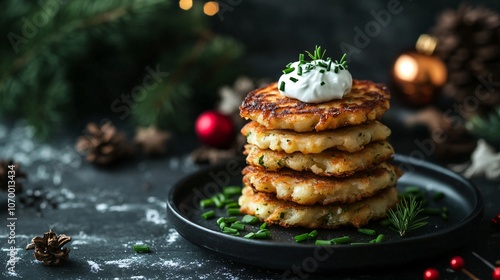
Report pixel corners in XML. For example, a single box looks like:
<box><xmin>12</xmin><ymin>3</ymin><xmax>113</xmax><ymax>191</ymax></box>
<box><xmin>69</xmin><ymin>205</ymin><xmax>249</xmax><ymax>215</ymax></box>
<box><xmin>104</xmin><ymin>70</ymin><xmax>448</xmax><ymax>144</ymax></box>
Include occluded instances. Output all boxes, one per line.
<box><xmin>386</xmin><ymin>196</ymin><xmax>429</xmax><ymax>237</ymax></box>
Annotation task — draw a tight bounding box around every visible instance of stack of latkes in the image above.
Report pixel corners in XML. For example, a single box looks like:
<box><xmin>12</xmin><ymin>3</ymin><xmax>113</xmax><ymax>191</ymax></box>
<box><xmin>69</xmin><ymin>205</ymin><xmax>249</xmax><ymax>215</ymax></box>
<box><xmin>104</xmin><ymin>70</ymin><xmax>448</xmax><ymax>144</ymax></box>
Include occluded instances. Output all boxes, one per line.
<box><xmin>238</xmin><ymin>80</ymin><xmax>401</xmax><ymax>229</ymax></box>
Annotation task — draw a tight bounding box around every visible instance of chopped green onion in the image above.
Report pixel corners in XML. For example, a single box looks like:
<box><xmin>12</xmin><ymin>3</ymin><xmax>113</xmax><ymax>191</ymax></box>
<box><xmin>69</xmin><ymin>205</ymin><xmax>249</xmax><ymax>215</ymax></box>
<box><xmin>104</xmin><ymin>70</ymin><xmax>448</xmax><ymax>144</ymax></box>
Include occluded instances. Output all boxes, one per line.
<box><xmin>350</xmin><ymin>242</ymin><xmax>369</xmax><ymax>245</ymax></box>
<box><xmin>279</xmin><ymin>81</ymin><xmax>285</xmax><ymax>91</ymax></box>
<box><xmin>230</xmin><ymin>222</ymin><xmax>245</xmax><ymax>231</ymax></box>
<box><xmin>315</xmin><ymin>240</ymin><xmax>332</xmax><ymax>246</ymax></box>
<box><xmin>375</xmin><ymin>234</ymin><xmax>385</xmax><ymax>243</ymax></box>
<box><xmin>260</xmin><ymin>222</ymin><xmax>267</xmax><ymax>230</ymax></box>
<box><xmin>299</xmin><ymin>53</ymin><xmax>304</xmax><ymax>61</ymax></box>
<box><xmin>223</xmin><ymin>186</ymin><xmax>242</xmax><ymax>197</ymax></box>
<box><xmin>227</xmin><ymin>208</ymin><xmax>241</xmax><ymax>216</ymax></box>
<box><xmin>133</xmin><ymin>244</ymin><xmax>150</xmax><ymax>253</ymax></box>
<box><xmin>320</xmin><ymin>81</ymin><xmax>325</xmax><ymax>86</ymax></box>
<box><xmin>327</xmin><ymin>60</ymin><xmax>332</xmax><ymax>71</ymax></box>
<box><xmin>433</xmin><ymin>191</ymin><xmax>445</xmax><ymax>201</ymax></box>
<box><xmin>241</xmin><ymin>215</ymin><xmax>259</xmax><ymax>224</ymax></box>
<box><xmin>244</xmin><ymin>232</ymin><xmax>255</xmax><ymax>239</ymax></box>
<box><xmin>213</xmin><ymin>195</ymin><xmax>223</xmax><ymax>208</ymax></box>
<box><xmin>286</xmin><ymin>62</ymin><xmax>292</xmax><ymax>68</ymax></box>
<box><xmin>224</xmin><ymin>216</ymin><xmax>238</xmax><ymax>223</ymax></box>
<box><xmin>319</xmin><ymin>69</ymin><xmax>325</xmax><ymax>73</ymax></box>
<box><xmin>331</xmin><ymin>236</ymin><xmax>351</xmax><ymax>244</ymax></box>
<box><xmin>216</xmin><ymin>217</ymin><xmax>225</xmax><ymax>225</ymax></box>
<box><xmin>334</xmin><ymin>66</ymin><xmax>339</xmax><ymax>73</ymax></box>
<box><xmin>358</xmin><ymin>228</ymin><xmax>376</xmax><ymax>236</ymax></box>
<box><xmin>297</xmin><ymin>66</ymin><xmax>302</xmax><ymax>76</ymax></box>
<box><xmin>201</xmin><ymin>210</ymin><xmax>215</xmax><ymax>220</ymax></box>
<box><xmin>222</xmin><ymin>227</ymin><xmax>238</xmax><ymax>234</ymax></box>
<box><xmin>223</xmin><ymin>199</ymin><xmax>235</xmax><ymax>205</ymax></box>
<box><xmin>225</xmin><ymin>202</ymin><xmax>239</xmax><ymax>209</ymax></box>
<box><xmin>219</xmin><ymin>221</ymin><xmax>226</xmax><ymax>230</ymax></box>
<box><xmin>308</xmin><ymin>230</ymin><xmax>318</xmax><ymax>239</ymax></box>
<box><xmin>294</xmin><ymin>233</ymin><xmax>310</xmax><ymax>243</ymax></box>
<box><xmin>200</xmin><ymin>198</ymin><xmax>214</xmax><ymax>208</ymax></box>
<box><xmin>290</xmin><ymin>77</ymin><xmax>298</xmax><ymax>83</ymax></box>
<box><xmin>282</xmin><ymin>67</ymin><xmax>295</xmax><ymax>74</ymax></box>
<box><xmin>253</xmin><ymin>229</ymin><xmax>270</xmax><ymax>239</ymax></box>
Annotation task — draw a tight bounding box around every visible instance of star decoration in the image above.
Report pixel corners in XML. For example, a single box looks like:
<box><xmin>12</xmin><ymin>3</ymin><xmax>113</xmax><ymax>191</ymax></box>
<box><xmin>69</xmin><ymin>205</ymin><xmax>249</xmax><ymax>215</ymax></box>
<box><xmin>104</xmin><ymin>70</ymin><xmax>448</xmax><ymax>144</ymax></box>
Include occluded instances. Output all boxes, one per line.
<box><xmin>134</xmin><ymin>126</ymin><xmax>171</xmax><ymax>156</ymax></box>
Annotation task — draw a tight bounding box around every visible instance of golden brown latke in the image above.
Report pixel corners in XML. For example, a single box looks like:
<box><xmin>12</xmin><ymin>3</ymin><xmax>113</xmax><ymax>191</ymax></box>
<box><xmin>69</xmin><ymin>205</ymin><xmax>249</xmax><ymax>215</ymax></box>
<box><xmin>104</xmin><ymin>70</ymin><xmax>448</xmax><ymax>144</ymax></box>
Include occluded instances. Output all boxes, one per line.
<box><xmin>239</xmin><ymin>80</ymin><xmax>390</xmax><ymax>132</ymax></box>
<box><xmin>244</xmin><ymin>141</ymin><xmax>394</xmax><ymax>177</ymax></box>
<box><xmin>241</xmin><ymin>120</ymin><xmax>391</xmax><ymax>154</ymax></box>
<box><xmin>238</xmin><ymin>186</ymin><xmax>398</xmax><ymax>229</ymax></box>
<box><xmin>242</xmin><ymin>162</ymin><xmax>402</xmax><ymax>205</ymax></box>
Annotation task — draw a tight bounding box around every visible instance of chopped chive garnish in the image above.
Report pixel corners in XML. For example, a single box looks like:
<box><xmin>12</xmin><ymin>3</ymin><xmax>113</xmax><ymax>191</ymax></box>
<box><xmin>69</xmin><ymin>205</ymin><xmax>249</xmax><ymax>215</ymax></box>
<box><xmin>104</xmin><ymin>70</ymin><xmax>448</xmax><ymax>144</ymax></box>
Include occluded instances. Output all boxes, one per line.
<box><xmin>213</xmin><ymin>195</ymin><xmax>223</xmax><ymax>208</ymax></box>
<box><xmin>222</xmin><ymin>227</ymin><xmax>238</xmax><ymax>234</ymax></box>
<box><xmin>216</xmin><ymin>217</ymin><xmax>225</xmax><ymax>225</ymax></box>
<box><xmin>331</xmin><ymin>236</ymin><xmax>351</xmax><ymax>244</ymax></box>
<box><xmin>315</xmin><ymin>240</ymin><xmax>332</xmax><ymax>246</ymax></box>
<box><xmin>244</xmin><ymin>232</ymin><xmax>255</xmax><ymax>239</ymax></box>
<box><xmin>201</xmin><ymin>210</ymin><xmax>215</xmax><ymax>220</ymax></box>
<box><xmin>308</xmin><ymin>230</ymin><xmax>318</xmax><ymax>239</ymax></box>
<box><xmin>225</xmin><ymin>202</ymin><xmax>239</xmax><ymax>209</ymax></box>
<box><xmin>433</xmin><ymin>191</ymin><xmax>445</xmax><ymax>201</ymax></box>
<box><xmin>320</xmin><ymin>81</ymin><xmax>325</xmax><ymax>86</ymax></box>
<box><xmin>253</xmin><ymin>232</ymin><xmax>269</xmax><ymax>239</ymax></box>
<box><xmin>241</xmin><ymin>215</ymin><xmax>259</xmax><ymax>224</ymax></box>
<box><xmin>294</xmin><ymin>233</ymin><xmax>310</xmax><ymax>243</ymax></box>
<box><xmin>223</xmin><ymin>186</ymin><xmax>242</xmax><ymax>197</ymax></box>
<box><xmin>334</xmin><ymin>66</ymin><xmax>339</xmax><ymax>73</ymax></box>
<box><xmin>219</xmin><ymin>221</ymin><xmax>226</xmax><ymax>230</ymax></box>
<box><xmin>223</xmin><ymin>199</ymin><xmax>235</xmax><ymax>205</ymax></box>
<box><xmin>230</xmin><ymin>222</ymin><xmax>245</xmax><ymax>231</ymax></box>
<box><xmin>299</xmin><ymin>53</ymin><xmax>304</xmax><ymax>61</ymax></box>
<box><xmin>319</xmin><ymin>69</ymin><xmax>325</xmax><ymax>73</ymax></box>
<box><xmin>224</xmin><ymin>217</ymin><xmax>238</xmax><ymax>223</ymax></box>
<box><xmin>260</xmin><ymin>222</ymin><xmax>267</xmax><ymax>230</ymax></box>
<box><xmin>133</xmin><ymin>244</ymin><xmax>150</xmax><ymax>253</ymax></box>
<box><xmin>297</xmin><ymin>66</ymin><xmax>302</xmax><ymax>76</ymax></box>
<box><xmin>358</xmin><ymin>228</ymin><xmax>376</xmax><ymax>236</ymax></box>
<box><xmin>200</xmin><ymin>198</ymin><xmax>214</xmax><ymax>208</ymax></box>
<box><xmin>282</xmin><ymin>67</ymin><xmax>295</xmax><ymax>74</ymax></box>
<box><xmin>227</xmin><ymin>208</ymin><xmax>241</xmax><ymax>216</ymax></box>
<box><xmin>327</xmin><ymin>60</ymin><xmax>332</xmax><ymax>71</ymax></box>
<box><xmin>286</xmin><ymin>62</ymin><xmax>292</xmax><ymax>68</ymax></box>
<box><xmin>279</xmin><ymin>81</ymin><xmax>285</xmax><ymax>91</ymax></box>
<box><xmin>375</xmin><ymin>234</ymin><xmax>385</xmax><ymax>243</ymax></box>
<box><xmin>290</xmin><ymin>77</ymin><xmax>298</xmax><ymax>83</ymax></box>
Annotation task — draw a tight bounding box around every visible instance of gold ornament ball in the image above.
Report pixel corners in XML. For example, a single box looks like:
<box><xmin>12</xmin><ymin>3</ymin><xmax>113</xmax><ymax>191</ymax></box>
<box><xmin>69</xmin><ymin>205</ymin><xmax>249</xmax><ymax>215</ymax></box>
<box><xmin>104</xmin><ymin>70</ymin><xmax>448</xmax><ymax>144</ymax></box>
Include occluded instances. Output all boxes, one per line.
<box><xmin>391</xmin><ymin>35</ymin><xmax>447</xmax><ymax>106</ymax></box>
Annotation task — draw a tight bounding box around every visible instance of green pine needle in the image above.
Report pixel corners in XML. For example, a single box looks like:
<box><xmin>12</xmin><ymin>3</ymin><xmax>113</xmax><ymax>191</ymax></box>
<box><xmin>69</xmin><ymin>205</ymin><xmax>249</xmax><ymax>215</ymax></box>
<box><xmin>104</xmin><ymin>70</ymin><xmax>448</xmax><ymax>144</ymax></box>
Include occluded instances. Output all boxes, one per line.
<box><xmin>386</xmin><ymin>196</ymin><xmax>429</xmax><ymax>237</ymax></box>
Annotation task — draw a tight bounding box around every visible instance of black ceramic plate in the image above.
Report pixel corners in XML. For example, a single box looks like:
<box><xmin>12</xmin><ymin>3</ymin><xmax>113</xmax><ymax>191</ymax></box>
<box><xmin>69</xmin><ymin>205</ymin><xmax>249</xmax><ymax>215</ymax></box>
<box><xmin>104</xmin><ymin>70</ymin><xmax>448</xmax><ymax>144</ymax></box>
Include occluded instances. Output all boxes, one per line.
<box><xmin>167</xmin><ymin>154</ymin><xmax>483</xmax><ymax>271</ymax></box>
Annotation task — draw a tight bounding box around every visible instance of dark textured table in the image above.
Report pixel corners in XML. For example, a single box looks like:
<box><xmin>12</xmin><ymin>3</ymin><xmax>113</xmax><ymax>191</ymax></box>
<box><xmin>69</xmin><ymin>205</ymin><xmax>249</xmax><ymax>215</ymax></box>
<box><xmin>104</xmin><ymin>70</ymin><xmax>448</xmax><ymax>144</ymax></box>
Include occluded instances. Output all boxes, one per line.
<box><xmin>1</xmin><ymin>116</ymin><xmax>499</xmax><ymax>280</ymax></box>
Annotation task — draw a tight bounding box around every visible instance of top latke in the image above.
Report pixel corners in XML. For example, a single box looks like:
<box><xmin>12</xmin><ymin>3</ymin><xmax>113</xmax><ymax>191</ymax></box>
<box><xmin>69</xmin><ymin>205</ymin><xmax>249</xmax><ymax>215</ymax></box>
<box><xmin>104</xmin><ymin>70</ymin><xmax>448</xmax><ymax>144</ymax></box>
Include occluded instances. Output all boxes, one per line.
<box><xmin>240</xmin><ymin>80</ymin><xmax>390</xmax><ymax>132</ymax></box>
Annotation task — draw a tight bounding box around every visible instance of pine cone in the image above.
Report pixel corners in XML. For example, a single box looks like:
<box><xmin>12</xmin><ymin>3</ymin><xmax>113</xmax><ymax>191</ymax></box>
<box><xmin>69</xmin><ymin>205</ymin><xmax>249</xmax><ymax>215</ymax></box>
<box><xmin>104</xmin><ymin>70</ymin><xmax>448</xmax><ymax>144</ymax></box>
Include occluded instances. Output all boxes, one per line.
<box><xmin>75</xmin><ymin>122</ymin><xmax>133</xmax><ymax>165</ymax></box>
<box><xmin>432</xmin><ymin>5</ymin><xmax>500</xmax><ymax>115</ymax></box>
<box><xmin>26</xmin><ymin>229</ymin><xmax>72</xmax><ymax>266</ymax></box>
<box><xmin>0</xmin><ymin>159</ymin><xmax>26</xmax><ymax>193</ymax></box>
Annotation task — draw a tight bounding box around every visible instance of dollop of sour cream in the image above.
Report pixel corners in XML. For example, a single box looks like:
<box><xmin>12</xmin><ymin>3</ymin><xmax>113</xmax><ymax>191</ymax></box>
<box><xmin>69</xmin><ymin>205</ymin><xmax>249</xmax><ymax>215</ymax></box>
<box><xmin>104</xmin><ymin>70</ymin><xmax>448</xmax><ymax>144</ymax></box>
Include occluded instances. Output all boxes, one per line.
<box><xmin>278</xmin><ymin>59</ymin><xmax>352</xmax><ymax>103</ymax></box>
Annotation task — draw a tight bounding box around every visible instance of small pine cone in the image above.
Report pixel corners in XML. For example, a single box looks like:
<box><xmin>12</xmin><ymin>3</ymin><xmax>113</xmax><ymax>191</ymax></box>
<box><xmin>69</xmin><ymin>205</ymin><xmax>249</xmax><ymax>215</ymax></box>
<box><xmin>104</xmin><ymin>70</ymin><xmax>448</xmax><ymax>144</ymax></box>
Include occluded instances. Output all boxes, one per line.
<box><xmin>26</xmin><ymin>229</ymin><xmax>72</xmax><ymax>266</ymax></box>
<box><xmin>0</xmin><ymin>159</ymin><xmax>26</xmax><ymax>193</ymax></box>
<box><xmin>432</xmin><ymin>5</ymin><xmax>500</xmax><ymax>116</ymax></box>
<box><xmin>75</xmin><ymin>122</ymin><xmax>133</xmax><ymax>165</ymax></box>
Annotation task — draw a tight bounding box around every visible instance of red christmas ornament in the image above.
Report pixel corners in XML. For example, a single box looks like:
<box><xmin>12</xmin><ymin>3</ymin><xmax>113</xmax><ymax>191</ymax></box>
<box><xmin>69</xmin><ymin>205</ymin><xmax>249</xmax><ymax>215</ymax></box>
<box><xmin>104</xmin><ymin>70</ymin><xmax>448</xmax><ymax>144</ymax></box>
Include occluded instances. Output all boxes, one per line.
<box><xmin>492</xmin><ymin>214</ymin><xmax>500</xmax><ymax>231</ymax></box>
<box><xmin>195</xmin><ymin>110</ymin><xmax>235</xmax><ymax>148</ymax></box>
<box><xmin>450</xmin><ymin>256</ymin><xmax>465</xmax><ymax>271</ymax></box>
<box><xmin>494</xmin><ymin>267</ymin><xmax>500</xmax><ymax>280</ymax></box>
<box><xmin>423</xmin><ymin>268</ymin><xmax>440</xmax><ymax>280</ymax></box>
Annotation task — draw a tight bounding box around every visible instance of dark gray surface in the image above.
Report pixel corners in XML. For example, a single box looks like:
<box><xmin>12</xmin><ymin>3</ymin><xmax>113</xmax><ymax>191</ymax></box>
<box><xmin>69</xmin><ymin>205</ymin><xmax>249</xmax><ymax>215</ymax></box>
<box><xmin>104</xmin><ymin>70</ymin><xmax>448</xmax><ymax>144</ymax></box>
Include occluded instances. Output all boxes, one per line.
<box><xmin>0</xmin><ymin>120</ymin><xmax>499</xmax><ymax>280</ymax></box>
